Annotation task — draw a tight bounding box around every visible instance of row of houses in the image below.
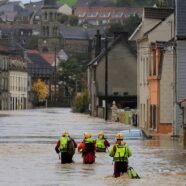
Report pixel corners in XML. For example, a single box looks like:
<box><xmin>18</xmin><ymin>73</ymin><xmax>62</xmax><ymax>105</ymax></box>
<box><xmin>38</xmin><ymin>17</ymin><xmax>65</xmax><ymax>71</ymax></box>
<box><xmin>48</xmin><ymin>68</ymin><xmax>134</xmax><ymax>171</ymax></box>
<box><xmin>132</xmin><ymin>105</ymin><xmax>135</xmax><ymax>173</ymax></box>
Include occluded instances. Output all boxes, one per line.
<box><xmin>0</xmin><ymin>37</ymin><xmax>56</xmax><ymax>110</ymax></box>
<box><xmin>127</xmin><ymin>1</ymin><xmax>186</xmax><ymax>139</ymax></box>
<box><xmin>0</xmin><ymin>39</ymin><xmax>28</xmax><ymax>110</ymax></box>
<box><xmin>74</xmin><ymin>6</ymin><xmax>142</xmax><ymax>26</ymax></box>
<box><xmin>87</xmin><ymin>1</ymin><xmax>186</xmax><ymax>144</ymax></box>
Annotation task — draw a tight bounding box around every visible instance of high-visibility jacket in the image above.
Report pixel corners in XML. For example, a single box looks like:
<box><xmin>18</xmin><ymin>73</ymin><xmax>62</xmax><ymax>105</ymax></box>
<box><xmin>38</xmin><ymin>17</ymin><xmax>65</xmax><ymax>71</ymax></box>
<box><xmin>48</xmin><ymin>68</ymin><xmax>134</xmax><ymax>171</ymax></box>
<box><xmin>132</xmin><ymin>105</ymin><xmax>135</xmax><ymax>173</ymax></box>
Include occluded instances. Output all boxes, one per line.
<box><xmin>109</xmin><ymin>144</ymin><xmax>131</xmax><ymax>162</ymax></box>
<box><xmin>114</xmin><ymin>144</ymin><xmax>129</xmax><ymax>162</ymax></box>
<box><xmin>96</xmin><ymin>138</ymin><xmax>106</xmax><ymax>152</ymax></box>
<box><xmin>60</xmin><ymin>136</ymin><xmax>69</xmax><ymax>152</ymax></box>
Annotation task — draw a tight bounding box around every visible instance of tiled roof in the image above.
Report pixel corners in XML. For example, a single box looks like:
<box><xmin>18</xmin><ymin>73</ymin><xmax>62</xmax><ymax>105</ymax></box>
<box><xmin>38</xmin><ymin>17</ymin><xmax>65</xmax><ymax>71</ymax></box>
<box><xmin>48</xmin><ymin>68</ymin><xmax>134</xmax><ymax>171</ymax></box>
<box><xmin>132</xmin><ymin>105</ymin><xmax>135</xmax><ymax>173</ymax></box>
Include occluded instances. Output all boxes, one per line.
<box><xmin>26</xmin><ymin>50</ymin><xmax>55</xmax><ymax>65</ymax></box>
<box><xmin>144</xmin><ymin>7</ymin><xmax>174</xmax><ymax>20</ymax></box>
<box><xmin>60</xmin><ymin>25</ymin><xmax>105</xmax><ymax>40</ymax></box>
<box><xmin>41</xmin><ymin>53</ymin><xmax>55</xmax><ymax>65</ymax></box>
<box><xmin>176</xmin><ymin>0</ymin><xmax>186</xmax><ymax>37</ymax></box>
<box><xmin>0</xmin><ymin>39</ymin><xmax>24</xmax><ymax>56</ymax></box>
<box><xmin>26</xmin><ymin>50</ymin><xmax>54</xmax><ymax>76</ymax></box>
<box><xmin>42</xmin><ymin>0</ymin><xmax>58</xmax><ymax>9</ymax></box>
<box><xmin>60</xmin><ymin>25</ymin><xmax>89</xmax><ymax>39</ymax></box>
<box><xmin>0</xmin><ymin>1</ymin><xmax>25</xmax><ymax>13</ymax></box>
<box><xmin>74</xmin><ymin>6</ymin><xmax>143</xmax><ymax>20</ymax></box>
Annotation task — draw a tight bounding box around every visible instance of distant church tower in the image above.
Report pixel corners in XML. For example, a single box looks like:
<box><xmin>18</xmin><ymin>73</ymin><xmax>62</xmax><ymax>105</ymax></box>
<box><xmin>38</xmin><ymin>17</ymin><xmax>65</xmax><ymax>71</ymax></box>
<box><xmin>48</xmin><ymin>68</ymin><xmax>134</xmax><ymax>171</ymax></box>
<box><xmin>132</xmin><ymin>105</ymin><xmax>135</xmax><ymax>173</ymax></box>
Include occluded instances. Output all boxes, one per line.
<box><xmin>38</xmin><ymin>0</ymin><xmax>61</xmax><ymax>53</ymax></box>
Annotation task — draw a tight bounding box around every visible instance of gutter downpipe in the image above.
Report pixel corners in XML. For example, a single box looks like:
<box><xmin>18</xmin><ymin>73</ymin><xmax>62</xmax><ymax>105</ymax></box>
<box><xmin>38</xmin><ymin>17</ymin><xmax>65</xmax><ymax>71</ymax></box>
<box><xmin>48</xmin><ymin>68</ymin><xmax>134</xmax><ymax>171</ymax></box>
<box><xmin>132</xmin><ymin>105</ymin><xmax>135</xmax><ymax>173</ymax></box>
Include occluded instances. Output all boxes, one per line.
<box><xmin>172</xmin><ymin>0</ymin><xmax>178</xmax><ymax>137</ymax></box>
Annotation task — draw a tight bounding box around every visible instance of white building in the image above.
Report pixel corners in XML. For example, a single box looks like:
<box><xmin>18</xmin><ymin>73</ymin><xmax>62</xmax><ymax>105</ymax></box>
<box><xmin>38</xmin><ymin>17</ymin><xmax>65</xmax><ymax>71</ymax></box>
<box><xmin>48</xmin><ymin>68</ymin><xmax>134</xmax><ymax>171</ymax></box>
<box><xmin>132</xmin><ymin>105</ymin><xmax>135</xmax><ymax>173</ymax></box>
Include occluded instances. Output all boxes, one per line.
<box><xmin>0</xmin><ymin>55</ymin><xmax>28</xmax><ymax>110</ymax></box>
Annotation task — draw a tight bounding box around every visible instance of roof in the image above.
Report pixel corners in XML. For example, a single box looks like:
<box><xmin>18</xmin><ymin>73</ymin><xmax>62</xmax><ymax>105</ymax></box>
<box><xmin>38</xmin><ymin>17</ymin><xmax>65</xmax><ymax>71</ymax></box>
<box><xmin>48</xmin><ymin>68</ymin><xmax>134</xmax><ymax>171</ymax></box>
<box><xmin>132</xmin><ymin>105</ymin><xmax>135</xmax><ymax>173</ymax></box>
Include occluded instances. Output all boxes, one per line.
<box><xmin>129</xmin><ymin>7</ymin><xmax>174</xmax><ymax>41</ymax></box>
<box><xmin>41</xmin><ymin>53</ymin><xmax>55</xmax><ymax>65</ymax></box>
<box><xmin>88</xmin><ymin>34</ymin><xmax>135</xmax><ymax>66</ymax></box>
<box><xmin>0</xmin><ymin>39</ymin><xmax>24</xmax><ymax>57</ymax></box>
<box><xmin>0</xmin><ymin>1</ymin><xmax>25</xmax><ymax>13</ymax></box>
<box><xmin>60</xmin><ymin>25</ymin><xmax>105</xmax><ymax>40</ymax></box>
<box><xmin>42</xmin><ymin>0</ymin><xmax>58</xmax><ymax>9</ymax></box>
<box><xmin>26</xmin><ymin>50</ymin><xmax>54</xmax><ymax>76</ymax></box>
<box><xmin>144</xmin><ymin>7</ymin><xmax>174</xmax><ymax>20</ymax></box>
<box><xmin>60</xmin><ymin>25</ymin><xmax>88</xmax><ymax>40</ymax></box>
<box><xmin>26</xmin><ymin>50</ymin><xmax>53</xmax><ymax>65</ymax></box>
<box><xmin>176</xmin><ymin>0</ymin><xmax>186</xmax><ymax>38</ymax></box>
<box><xmin>74</xmin><ymin>6</ymin><xmax>143</xmax><ymax>19</ymax></box>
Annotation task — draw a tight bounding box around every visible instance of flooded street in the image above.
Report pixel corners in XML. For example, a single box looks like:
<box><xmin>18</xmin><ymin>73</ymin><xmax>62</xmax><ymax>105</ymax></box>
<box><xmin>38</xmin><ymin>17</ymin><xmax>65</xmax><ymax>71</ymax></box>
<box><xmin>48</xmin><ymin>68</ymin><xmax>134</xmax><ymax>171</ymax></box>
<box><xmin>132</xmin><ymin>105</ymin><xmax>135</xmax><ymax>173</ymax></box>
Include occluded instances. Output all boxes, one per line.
<box><xmin>0</xmin><ymin>108</ymin><xmax>186</xmax><ymax>186</ymax></box>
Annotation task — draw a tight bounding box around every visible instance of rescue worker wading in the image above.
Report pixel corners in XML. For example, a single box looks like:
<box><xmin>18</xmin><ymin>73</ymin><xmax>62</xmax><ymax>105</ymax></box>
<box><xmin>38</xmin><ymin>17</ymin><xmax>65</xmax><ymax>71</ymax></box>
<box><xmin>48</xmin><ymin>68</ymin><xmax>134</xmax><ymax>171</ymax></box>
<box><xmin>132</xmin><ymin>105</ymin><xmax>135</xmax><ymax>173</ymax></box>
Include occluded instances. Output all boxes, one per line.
<box><xmin>55</xmin><ymin>131</ymin><xmax>77</xmax><ymax>164</ymax></box>
<box><xmin>95</xmin><ymin>131</ymin><xmax>110</xmax><ymax>152</ymax></box>
<box><xmin>109</xmin><ymin>133</ymin><xmax>132</xmax><ymax>177</ymax></box>
<box><xmin>78</xmin><ymin>132</ymin><xmax>96</xmax><ymax>164</ymax></box>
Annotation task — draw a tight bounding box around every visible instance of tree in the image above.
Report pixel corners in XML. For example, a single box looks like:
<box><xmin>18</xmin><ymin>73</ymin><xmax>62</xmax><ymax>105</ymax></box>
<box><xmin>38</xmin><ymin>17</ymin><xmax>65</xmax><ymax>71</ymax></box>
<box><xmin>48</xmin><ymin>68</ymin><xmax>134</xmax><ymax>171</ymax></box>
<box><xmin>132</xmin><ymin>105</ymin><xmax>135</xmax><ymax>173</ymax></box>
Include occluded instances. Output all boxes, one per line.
<box><xmin>109</xmin><ymin>14</ymin><xmax>141</xmax><ymax>35</ymax></box>
<box><xmin>26</xmin><ymin>36</ymin><xmax>39</xmax><ymax>49</ymax></box>
<box><xmin>57</xmin><ymin>13</ymin><xmax>68</xmax><ymax>24</ymax></box>
<box><xmin>68</xmin><ymin>15</ymin><xmax>78</xmax><ymax>26</ymax></box>
<box><xmin>32</xmin><ymin>79</ymin><xmax>49</xmax><ymax>102</ymax></box>
<box><xmin>58</xmin><ymin>55</ymin><xmax>87</xmax><ymax>96</ymax></box>
<box><xmin>72</xmin><ymin>90</ymin><xmax>89</xmax><ymax>113</ymax></box>
<box><xmin>123</xmin><ymin>14</ymin><xmax>141</xmax><ymax>35</ymax></box>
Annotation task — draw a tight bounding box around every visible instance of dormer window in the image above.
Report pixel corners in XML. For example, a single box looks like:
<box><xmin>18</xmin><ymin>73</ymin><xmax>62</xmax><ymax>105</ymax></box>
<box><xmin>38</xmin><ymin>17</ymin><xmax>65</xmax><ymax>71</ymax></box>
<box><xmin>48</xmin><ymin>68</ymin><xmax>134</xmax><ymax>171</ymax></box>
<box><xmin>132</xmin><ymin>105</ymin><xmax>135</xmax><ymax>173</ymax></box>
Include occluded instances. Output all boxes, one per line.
<box><xmin>78</xmin><ymin>12</ymin><xmax>86</xmax><ymax>17</ymax></box>
<box><xmin>114</xmin><ymin>12</ymin><xmax>123</xmax><ymax>18</ymax></box>
<box><xmin>99</xmin><ymin>12</ymin><xmax>111</xmax><ymax>18</ymax></box>
<box><xmin>87</xmin><ymin>12</ymin><xmax>98</xmax><ymax>18</ymax></box>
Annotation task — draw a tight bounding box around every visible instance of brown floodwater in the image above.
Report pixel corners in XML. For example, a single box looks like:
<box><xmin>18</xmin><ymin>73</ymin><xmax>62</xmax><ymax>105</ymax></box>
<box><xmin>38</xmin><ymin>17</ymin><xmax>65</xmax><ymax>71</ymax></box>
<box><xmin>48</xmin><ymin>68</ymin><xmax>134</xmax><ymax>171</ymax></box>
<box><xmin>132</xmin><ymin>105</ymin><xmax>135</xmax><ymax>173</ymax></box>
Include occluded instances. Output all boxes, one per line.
<box><xmin>0</xmin><ymin>108</ymin><xmax>185</xmax><ymax>186</ymax></box>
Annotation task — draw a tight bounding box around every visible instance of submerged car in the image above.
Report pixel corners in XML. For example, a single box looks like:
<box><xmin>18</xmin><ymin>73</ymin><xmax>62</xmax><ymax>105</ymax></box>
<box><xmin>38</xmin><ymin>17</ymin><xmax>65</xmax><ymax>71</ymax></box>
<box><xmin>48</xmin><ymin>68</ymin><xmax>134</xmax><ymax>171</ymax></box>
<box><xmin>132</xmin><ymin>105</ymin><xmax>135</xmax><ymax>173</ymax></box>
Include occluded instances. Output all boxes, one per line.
<box><xmin>119</xmin><ymin>129</ymin><xmax>151</xmax><ymax>140</ymax></box>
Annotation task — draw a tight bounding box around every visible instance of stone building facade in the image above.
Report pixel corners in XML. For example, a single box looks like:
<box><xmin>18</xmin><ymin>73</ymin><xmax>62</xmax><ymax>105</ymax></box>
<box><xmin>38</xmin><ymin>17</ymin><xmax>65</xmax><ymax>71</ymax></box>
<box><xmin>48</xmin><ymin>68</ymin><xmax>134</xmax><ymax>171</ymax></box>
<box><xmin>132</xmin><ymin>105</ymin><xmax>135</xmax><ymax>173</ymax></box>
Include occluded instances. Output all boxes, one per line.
<box><xmin>0</xmin><ymin>55</ymin><xmax>28</xmax><ymax>110</ymax></box>
<box><xmin>38</xmin><ymin>0</ymin><xmax>61</xmax><ymax>53</ymax></box>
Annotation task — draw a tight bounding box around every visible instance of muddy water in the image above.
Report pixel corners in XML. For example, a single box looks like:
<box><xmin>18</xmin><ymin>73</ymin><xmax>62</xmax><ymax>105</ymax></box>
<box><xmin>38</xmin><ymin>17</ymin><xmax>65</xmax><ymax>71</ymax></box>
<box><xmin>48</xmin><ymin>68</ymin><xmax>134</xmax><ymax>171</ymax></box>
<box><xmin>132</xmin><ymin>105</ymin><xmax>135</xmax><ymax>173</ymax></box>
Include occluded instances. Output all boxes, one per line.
<box><xmin>0</xmin><ymin>108</ymin><xmax>185</xmax><ymax>186</ymax></box>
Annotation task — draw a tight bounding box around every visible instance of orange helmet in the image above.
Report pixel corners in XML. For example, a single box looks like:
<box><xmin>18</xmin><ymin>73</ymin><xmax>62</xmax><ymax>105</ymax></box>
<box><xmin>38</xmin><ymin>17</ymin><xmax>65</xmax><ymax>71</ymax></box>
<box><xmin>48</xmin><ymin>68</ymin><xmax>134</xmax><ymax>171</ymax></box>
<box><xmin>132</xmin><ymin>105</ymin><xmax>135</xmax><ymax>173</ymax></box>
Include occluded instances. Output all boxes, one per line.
<box><xmin>62</xmin><ymin>131</ymin><xmax>69</xmax><ymax>137</ymax></box>
<box><xmin>115</xmin><ymin>133</ymin><xmax>124</xmax><ymax>140</ymax></box>
<box><xmin>84</xmin><ymin>132</ymin><xmax>92</xmax><ymax>139</ymax></box>
<box><xmin>98</xmin><ymin>131</ymin><xmax>104</xmax><ymax>137</ymax></box>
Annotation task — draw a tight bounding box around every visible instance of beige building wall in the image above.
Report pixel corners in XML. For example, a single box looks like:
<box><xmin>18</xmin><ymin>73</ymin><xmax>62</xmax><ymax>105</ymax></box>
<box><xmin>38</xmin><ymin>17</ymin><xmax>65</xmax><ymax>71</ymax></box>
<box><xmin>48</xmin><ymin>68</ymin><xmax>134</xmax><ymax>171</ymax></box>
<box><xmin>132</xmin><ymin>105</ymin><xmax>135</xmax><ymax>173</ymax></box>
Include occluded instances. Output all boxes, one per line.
<box><xmin>58</xmin><ymin>4</ymin><xmax>72</xmax><ymax>15</ymax></box>
<box><xmin>160</xmin><ymin>48</ymin><xmax>174</xmax><ymax>124</ymax></box>
<box><xmin>149</xmin><ymin>14</ymin><xmax>175</xmax><ymax>42</ymax></box>
<box><xmin>96</xmin><ymin>41</ymin><xmax>137</xmax><ymax>97</ymax></box>
<box><xmin>138</xmin><ymin>40</ymin><xmax>150</xmax><ymax>129</ymax></box>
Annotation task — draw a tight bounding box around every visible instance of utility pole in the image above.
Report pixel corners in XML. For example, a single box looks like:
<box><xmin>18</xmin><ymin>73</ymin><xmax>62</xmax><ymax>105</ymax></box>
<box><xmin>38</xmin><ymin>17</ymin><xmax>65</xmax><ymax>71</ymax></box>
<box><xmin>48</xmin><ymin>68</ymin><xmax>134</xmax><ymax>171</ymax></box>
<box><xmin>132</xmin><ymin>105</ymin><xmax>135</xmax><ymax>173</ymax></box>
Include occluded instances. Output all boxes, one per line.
<box><xmin>105</xmin><ymin>36</ymin><xmax>108</xmax><ymax>121</ymax></box>
<box><xmin>54</xmin><ymin>46</ymin><xmax>57</xmax><ymax>104</ymax></box>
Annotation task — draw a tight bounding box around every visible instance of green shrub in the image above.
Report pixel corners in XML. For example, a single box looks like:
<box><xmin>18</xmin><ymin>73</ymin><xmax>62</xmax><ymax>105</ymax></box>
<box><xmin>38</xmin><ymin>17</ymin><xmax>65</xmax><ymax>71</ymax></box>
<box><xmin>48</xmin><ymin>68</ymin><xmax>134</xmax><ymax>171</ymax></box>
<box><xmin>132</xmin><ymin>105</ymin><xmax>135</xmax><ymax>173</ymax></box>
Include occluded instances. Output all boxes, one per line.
<box><xmin>72</xmin><ymin>91</ymin><xmax>89</xmax><ymax>113</ymax></box>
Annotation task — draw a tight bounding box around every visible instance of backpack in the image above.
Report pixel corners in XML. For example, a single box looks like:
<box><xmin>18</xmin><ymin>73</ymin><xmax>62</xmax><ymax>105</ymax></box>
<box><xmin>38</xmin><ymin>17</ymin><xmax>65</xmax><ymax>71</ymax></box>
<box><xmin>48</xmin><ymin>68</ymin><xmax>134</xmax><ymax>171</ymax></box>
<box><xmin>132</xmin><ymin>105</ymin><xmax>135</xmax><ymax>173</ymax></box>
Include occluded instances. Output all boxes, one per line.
<box><xmin>127</xmin><ymin>167</ymin><xmax>140</xmax><ymax>179</ymax></box>
<box><xmin>85</xmin><ymin>142</ymin><xmax>95</xmax><ymax>153</ymax></box>
<box><xmin>67</xmin><ymin>139</ymin><xmax>75</xmax><ymax>157</ymax></box>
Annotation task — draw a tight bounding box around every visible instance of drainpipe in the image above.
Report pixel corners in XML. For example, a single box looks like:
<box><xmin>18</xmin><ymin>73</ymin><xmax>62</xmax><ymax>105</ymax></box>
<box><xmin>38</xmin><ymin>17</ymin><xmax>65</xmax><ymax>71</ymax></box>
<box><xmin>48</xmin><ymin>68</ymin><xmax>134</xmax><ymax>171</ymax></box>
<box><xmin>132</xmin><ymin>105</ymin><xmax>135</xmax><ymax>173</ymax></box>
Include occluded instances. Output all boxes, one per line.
<box><xmin>95</xmin><ymin>30</ymin><xmax>101</xmax><ymax>57</ymax></box>
<box><xmin>172</xmin><ymin>0</ymin><xmax>177</xmax><ymax>137</ymax></box>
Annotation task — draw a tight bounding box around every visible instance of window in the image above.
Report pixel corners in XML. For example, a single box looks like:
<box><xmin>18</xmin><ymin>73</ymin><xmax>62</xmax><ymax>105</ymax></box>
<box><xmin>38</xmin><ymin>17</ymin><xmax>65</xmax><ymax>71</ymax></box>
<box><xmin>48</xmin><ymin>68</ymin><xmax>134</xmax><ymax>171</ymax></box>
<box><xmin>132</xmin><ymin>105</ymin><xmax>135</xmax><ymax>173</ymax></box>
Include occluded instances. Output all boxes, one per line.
<box><xmin>113</xmin><ymin>12</ymin><xmax>123</xmax><ymax>18</ymax></box>
<box><xmin>150</xmin><ymin>48</ymin><xmax>160</xmax><ymax>76</ymax></box>
<box><xmin>87</xmin><ymin>12</ymin><xmax>98</xmax><ymax>17</ymax></box>
<box><xmin>78</xmin><ymin>12</ymin><xmax>86</xmax><ymax>17</ymax></box>
<box><xmin>99</xmin><ymin>12</ymin><xmax>111</xmax><ymax>18</ymax></box>
<box><xmin>49</xmin><ymin>12</ymin><xmax>53</xmax><ymax>21</ymax></box>
<box><xmin>44</xmin><ymin>12</ymin><xmax>47</xmax><ymax>20</ymax></box>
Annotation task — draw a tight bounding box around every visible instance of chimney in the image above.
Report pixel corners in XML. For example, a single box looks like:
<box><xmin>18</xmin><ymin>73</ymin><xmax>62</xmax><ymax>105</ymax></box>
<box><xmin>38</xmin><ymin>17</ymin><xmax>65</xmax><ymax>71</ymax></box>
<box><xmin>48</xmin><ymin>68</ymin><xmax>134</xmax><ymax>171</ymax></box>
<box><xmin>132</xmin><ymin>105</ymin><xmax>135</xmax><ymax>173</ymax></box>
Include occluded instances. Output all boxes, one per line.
<box><xmin>95</xmin><ymin>30</ymin><xmax>101</xmax><ymax>57</ymax></box>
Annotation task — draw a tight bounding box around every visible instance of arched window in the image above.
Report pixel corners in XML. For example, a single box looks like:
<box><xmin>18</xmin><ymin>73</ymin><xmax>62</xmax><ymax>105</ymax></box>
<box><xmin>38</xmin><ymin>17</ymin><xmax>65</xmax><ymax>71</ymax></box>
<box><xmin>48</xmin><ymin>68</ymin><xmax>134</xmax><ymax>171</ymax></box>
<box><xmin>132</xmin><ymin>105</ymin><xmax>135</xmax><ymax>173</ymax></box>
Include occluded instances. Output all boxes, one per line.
<box><xmin>44</xmin><ymin>12</ymin><xmax>47</xmax><ymax>20</ymax></box>
<box><xmin>42</xmin><ymin>26</ymin><xmax>46</xmax><ymax>36</ymax></box>
<box><xmin>49</xmin><ymin>12</ymin><xmax>53</xmax><ymax>21</ymax></box>
<box><xmin>46</xmin><ymin>26</ymin><xmax>49</xmax><ymax>37</ymax></box>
